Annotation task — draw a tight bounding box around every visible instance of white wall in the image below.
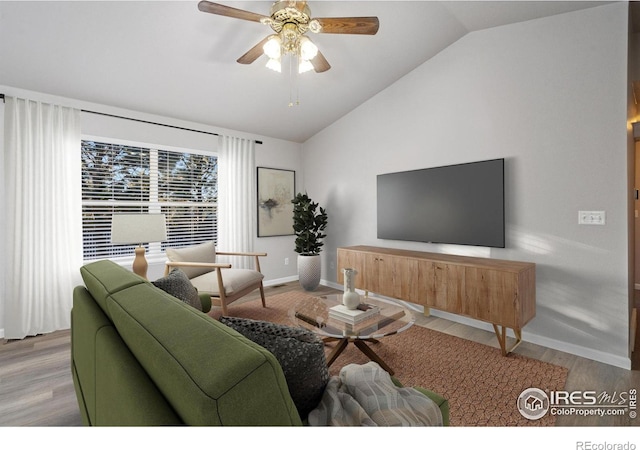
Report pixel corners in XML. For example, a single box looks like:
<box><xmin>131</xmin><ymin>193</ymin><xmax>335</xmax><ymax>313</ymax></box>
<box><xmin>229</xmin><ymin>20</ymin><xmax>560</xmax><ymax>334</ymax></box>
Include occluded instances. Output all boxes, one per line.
<box><xmin>302</xmin><ymin>4</ymin><xmax>631</xmax><ymax>368</ymax></box>
<box><xmin>255</xmin><ymin>138</ymin><xmax>303</xmax><ymax>285</ymax></box>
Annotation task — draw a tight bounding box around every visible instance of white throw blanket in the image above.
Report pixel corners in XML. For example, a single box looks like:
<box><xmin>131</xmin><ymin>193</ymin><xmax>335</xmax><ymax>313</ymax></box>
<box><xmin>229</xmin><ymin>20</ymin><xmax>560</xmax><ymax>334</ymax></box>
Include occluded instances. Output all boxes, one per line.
<box><xmin>308</xmin><ymin>362</ymin><xmax>443</xmax><ymax>426</ymax></box>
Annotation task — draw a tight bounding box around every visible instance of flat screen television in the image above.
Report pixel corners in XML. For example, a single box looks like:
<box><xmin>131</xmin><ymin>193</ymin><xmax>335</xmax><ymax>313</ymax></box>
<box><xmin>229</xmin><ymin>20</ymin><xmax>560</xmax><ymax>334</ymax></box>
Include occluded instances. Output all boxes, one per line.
<box><xmin>377</xmin><ymin>158</ymin><xmax>505</xmax><ymax>248</ymax></box>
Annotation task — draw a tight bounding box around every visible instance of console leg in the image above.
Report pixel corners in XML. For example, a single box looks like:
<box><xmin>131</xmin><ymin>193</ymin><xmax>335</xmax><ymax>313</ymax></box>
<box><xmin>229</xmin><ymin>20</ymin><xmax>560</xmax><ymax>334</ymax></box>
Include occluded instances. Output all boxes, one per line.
<box><xmin>492</xmin><ymin>324</ymin><xmax>523</xmax><ymax>356</ymax></box>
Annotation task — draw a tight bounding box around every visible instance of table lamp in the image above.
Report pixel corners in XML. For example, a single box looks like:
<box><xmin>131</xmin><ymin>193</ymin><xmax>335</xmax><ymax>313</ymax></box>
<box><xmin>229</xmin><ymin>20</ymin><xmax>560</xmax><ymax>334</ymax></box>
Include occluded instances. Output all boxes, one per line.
<box><xmin>111</xmin><ymin>213</ymin><xmax>167</xmax><ymax>279</ymax></box>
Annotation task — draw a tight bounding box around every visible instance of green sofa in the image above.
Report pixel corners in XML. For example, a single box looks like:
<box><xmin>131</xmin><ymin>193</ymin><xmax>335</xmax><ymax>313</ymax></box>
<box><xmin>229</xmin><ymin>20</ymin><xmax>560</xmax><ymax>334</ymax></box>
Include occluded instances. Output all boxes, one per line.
<box><xmin>71</xmin><ymin>259</ymin><xmax>449</xmax><ymax>426</ymax></box>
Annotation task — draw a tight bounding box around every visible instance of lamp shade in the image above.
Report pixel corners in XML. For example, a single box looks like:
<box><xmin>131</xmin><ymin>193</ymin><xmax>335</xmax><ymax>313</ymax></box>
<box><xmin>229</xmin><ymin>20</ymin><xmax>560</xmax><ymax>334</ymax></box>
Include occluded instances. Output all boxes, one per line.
<box><xmin>298</xmin><ymin>59</ymin><xmax>314</xmax><ymax>74</ymax></box>
<box><xmin>299</xmin><ymin>36</ymin><xmax>318</xmax><ymax>61</ymax></box>
<box><xmin>111</xmin><ymin>214</ymin><xmax>167</xmax><ymax>245</ymax></box>
<box><xmin>263</xmin><ymin>35</ymin><xmax>282</xmax><ymax>59</ymax></box>
<box><xmin>266</xmin><ymin>57</ymin><xmax>282</xmax><ymax>73</ymax></box>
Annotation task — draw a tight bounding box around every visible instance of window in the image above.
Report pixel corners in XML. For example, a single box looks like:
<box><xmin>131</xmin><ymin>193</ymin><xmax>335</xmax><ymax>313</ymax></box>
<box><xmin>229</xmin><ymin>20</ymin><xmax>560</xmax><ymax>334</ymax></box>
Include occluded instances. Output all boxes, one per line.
<box><xmin>81</xmin><ymin>139</ymin><xmax>217</xmax><ymax>261</ymax></box>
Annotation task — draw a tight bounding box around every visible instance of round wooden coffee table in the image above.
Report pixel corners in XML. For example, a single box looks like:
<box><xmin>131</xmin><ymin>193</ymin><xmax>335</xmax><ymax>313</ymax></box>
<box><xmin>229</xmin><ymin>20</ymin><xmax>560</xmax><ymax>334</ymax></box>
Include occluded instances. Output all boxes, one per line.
<box><xmin>289</xmin><ymin>294</ymin><xmax>415</xmax><ymax>375</ymax></box>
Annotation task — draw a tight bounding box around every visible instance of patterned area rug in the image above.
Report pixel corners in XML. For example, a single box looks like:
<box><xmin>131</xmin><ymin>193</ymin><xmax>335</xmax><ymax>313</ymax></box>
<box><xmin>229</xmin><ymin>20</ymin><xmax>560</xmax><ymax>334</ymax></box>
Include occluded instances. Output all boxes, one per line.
<box><xmin>210</xmin><ymin>291</ymin><xmax>569</xmax><ymax>426</ymax></box>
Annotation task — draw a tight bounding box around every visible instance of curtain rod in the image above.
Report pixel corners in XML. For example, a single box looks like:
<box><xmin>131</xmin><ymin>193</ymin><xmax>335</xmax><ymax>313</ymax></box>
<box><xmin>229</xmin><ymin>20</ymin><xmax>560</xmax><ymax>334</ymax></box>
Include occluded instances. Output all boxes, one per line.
<box><xmin>0</xmin><ymin>95</ymin><xmax>262</xmax><ymax>144</ymax></box>
<box><xmin>81</xmin><ymin>109</ymin><xmax>263</xmax><ymax>144</ymax></box>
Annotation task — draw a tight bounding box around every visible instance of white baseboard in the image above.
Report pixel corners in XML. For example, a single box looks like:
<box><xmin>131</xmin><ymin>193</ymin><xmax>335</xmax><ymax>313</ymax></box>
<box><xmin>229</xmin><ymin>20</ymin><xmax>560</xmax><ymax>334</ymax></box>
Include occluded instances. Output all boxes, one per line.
<box><xmin>264</xmin><ymin>275</ymin><xmax>299</xmax><ymax>287</ymax></box>
<box><xmin>424</xmin><ymin>309</ymin><xmax>631</xmax><ymax>370</ymax></box>
<box><xmin>271</xmin><ymin>278</ymin><xmax>341</xmax><ymax>289</ymax></box>
<box><xmin>526</xmin><ymin>331</ymin><xmax>631</xmax><ymax>370</ymax></box>
<box><xmin>321</xmin><ymin>279</ymin><xmax>342</xmax><ymax>290</ymax></box>
<box><xmin>0</xmin><ymin>328</ymin><xmax>4</xmax><ymax>339</ymax></box>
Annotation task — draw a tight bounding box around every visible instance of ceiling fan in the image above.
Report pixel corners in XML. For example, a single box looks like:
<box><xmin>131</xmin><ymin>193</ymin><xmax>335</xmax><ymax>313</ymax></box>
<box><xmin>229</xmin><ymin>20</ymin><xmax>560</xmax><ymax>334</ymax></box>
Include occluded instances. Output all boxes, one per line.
<box><xmin>198</xmin><ymin>1</ymin><xmax>380</xmax><ymax>74</ymax></box>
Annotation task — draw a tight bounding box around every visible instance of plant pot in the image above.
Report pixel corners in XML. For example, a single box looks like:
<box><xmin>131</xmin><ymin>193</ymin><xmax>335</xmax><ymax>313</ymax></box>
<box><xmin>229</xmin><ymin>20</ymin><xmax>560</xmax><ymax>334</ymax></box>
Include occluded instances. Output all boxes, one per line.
<box><xmin>297</xmin><ymin>254</ymin><xmax>321</xmax><ymax>291</ymax></box>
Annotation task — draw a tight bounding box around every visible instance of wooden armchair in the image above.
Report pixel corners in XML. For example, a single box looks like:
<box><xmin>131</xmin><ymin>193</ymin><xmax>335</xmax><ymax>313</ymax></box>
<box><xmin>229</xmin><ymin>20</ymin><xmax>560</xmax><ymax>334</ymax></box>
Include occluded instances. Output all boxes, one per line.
<box><xmin>165</xmin><ymin>241</ymin><xmax>267</xmax><ymax>316</ymax></box>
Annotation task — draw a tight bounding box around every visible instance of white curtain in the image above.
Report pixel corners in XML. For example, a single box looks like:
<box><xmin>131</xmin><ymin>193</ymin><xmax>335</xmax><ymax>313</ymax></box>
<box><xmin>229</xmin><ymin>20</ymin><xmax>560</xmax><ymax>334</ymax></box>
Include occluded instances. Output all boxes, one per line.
<box><xmin>4</xmin><ymin>97</ymin><xmax>82</xmax><ymax>339</ymax></box>
<box><xmin>217</xmin><ymin>136</ymin><xmax>255</xmax><ymax>269</ymax></box>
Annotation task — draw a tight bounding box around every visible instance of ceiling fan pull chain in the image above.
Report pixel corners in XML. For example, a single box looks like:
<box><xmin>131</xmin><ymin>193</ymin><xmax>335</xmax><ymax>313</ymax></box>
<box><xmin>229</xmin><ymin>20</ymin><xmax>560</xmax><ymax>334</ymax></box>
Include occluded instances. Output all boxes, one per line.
<box><xmin>295</xmin><ymin>53</ymin><xmax>300</xmax><ymax>107</ymax></box>
<box><xmin>288</xmin><ymin>53</ymin><xmax>294</xmax><ymax>107</ymax></box>
<box><xmin>289</xmin><ymin>53</ymin><xmax>300</xmax><ymax>107</ymax></box>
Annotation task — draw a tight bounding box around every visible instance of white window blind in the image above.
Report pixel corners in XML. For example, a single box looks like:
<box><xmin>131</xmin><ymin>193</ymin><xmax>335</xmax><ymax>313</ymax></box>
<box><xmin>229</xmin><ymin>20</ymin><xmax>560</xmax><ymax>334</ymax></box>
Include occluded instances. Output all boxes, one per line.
<box><xmin>81</xmin><ymin>140</ymin><xmax>217</xmax><ymax>261</ymax></box>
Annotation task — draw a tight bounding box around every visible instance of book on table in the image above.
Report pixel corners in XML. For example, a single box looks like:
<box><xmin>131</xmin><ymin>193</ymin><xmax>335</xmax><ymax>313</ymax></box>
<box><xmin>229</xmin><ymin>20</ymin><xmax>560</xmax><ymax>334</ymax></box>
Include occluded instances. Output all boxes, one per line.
<box><xmin>329</xmin><ymin>302</ymin><xmax>380</xmax><ymax>324</ymax></box>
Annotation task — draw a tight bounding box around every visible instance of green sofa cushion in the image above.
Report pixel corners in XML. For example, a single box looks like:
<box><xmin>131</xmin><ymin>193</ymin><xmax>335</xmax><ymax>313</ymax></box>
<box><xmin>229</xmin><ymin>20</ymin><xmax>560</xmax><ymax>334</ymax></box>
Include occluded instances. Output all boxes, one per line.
<box><xmin>72</xmin><ymin>284</ymin><xmax>182</xmax><ymax>426</ymax></box>
<box><xmin>198</xmin><ymin>292</ymin><xmax>212</xmax><ymax>313</ymax></box>
<box><xmin>80</xmin><ymin>260</ymin><xmax>146</xmax><ymax>320</ymax></box>
<box><xmin>72</xmin><ymin>285</ymin><xmax>112</xmax><ymax>424</ymax></box>
<box><xmin>94</xmin><ymin>326</ymin><xmax>183</xmax><ymax>425</ymax></box>
<box><xmin>106</xmin><ymin>282</ymin><xmax>302</xmax><ymax>425</ymax></box>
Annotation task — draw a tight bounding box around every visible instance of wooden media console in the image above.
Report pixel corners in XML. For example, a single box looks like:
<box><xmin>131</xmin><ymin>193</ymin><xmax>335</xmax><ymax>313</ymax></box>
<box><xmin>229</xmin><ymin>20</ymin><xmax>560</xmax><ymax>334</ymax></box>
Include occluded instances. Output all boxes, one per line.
<box><xmin>337</xmin><ymin>245</ymin><xmax>536</xmax><ymax>356</ymax></box>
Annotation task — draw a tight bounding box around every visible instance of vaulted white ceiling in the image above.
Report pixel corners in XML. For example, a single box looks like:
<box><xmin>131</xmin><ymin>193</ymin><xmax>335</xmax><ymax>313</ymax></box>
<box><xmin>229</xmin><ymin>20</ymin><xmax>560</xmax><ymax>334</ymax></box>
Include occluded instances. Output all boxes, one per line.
<box><xmin>0</xmin><ymin>1</ymin><xmax>608</xmax><ymax>142</ymax></box>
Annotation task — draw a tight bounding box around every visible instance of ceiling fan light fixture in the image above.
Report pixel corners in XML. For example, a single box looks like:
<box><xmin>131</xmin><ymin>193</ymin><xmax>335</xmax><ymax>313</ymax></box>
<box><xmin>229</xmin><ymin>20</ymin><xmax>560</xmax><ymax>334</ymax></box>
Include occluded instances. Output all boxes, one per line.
<box><xmin>266</xmin><ymin>57</ymin><xmax>282</xmax><ymax>73</ymax></box>
<box><xmin>199</xmin><ymin>1</ymin><xmax>380</xmax><ymax>76</ymax></box>
<box><xmin>263</xmin><ymin>35</ymin><xmax>282</xmax><ymax>59</ymax></box>
<box><xmin>299</xmin><ymin>36</ymin><xmax>318</xmax><ymax>61</ymax></box>
<box><xmin>197</xmin><ymin>1</ymin><xmax>378</xmax><ymax>104</ymax></box>
<box><xmin>298</xmin><ymin>59</ymin><xmax>314</xmax><ymax>74</ymax></box>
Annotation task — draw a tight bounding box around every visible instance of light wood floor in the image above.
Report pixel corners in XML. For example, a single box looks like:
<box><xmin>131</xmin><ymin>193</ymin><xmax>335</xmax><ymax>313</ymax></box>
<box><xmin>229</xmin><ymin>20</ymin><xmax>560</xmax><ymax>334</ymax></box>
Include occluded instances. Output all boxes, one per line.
<box><xmin>1</xmin><ymin>282</ymin><xmax>639</xmax><ymax>427</ymax></box>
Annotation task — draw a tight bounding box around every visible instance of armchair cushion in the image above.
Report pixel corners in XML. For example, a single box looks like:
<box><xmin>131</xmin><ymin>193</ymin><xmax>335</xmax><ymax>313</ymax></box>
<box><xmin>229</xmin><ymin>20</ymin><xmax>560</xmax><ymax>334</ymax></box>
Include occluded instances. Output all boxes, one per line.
<box><xmin>190</xmin><ymin>269</ymin><xmax>264</xmax><ymax>296</ymax></box>
<box><xmin>166</xmin><ymin>241</ymin><xmax>216</xmax><ymax>279</ymax></box>
<box><xmin>152</xmin><ymin>269</ymin><xmax>203</xmax><ymax>312</ymax></box>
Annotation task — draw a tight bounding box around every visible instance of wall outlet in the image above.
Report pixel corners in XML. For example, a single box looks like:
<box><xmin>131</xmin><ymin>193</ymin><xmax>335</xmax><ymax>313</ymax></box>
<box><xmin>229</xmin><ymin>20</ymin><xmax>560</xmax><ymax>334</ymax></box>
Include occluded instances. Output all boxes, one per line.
<box><xmin>284</xmin><ymin>257</ymin><xmax>289</xmax><ymax>266</ymax></box>
<box><xmin>578</xmin><ymin>211</ymin><xmax>605</xmax><ymax>225</ymax></box>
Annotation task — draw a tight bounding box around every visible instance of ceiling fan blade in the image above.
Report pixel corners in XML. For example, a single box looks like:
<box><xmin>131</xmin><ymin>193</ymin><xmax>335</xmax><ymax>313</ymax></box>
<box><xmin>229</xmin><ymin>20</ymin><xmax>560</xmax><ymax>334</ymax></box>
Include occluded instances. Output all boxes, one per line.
<box><xmin>311</xmin><ymin>50</ymin><xmax>331</xmax><ymax>73</ymax></box>
<box><xmin>313</xmin><ymin>17</ymin><xmax>380</xmax><ymax>35</ymax></box>
<box><xmin>237</xmin><ymin>36</ymin><xmax>270</xmax><ymax>64</ymax></box>
<box><xmin>198</xmin><ymin>1</ymin><xmax>268</xmax><ymax>23</ymax></box>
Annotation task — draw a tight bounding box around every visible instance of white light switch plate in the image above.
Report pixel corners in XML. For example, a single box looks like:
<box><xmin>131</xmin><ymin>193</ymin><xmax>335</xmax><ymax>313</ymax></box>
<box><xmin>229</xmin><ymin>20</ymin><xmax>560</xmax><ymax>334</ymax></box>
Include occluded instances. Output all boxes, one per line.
<box><xmin>578</xmin><ymin>211</ymin><xmax>605</xmax><ymax>225</ymax></box>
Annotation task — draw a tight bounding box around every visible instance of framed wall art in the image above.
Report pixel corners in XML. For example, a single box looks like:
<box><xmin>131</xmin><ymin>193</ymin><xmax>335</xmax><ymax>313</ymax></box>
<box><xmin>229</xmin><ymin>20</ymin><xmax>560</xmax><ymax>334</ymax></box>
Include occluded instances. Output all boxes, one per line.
<box><xmin>257</xmin><ymin>167</ymin><xmax>295</xmax><ymax>237</ymax></box>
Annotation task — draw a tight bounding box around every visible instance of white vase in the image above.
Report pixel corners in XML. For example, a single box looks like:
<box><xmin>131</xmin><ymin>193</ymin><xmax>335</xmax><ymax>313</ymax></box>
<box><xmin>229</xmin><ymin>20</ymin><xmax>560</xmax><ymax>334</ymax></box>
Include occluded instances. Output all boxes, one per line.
<box><xmin>342</xmin><ymin>268</ymin><xmax>360</xmax><ymax>310</ymax></box>
<box><xmin>298</xmin><ymin>254</ymin><xmax>321</xmax><ymax>291</ymax></box>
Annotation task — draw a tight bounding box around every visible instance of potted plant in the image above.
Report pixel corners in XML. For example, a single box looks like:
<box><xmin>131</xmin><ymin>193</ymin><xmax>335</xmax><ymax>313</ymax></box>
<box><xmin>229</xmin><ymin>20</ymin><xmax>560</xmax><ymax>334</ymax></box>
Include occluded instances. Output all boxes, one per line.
<box><xmin>292</xmin><ymin>192</ymin><xmax>328</xmax><ymax>291</ymax></box>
